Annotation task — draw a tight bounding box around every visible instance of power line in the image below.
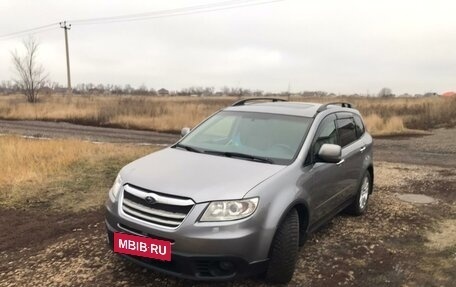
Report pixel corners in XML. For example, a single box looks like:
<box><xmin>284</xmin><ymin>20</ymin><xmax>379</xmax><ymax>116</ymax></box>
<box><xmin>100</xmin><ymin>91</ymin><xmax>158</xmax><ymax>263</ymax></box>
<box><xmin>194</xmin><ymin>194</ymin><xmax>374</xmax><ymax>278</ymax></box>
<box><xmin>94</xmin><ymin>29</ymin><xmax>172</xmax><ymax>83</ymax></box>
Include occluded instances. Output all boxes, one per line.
<box><xmin>0</xmin><ymin>0</ymin><xmax>283</xmax><ymax>40</ymax></box>
<box><xmin>0</xmin><ymin>23</ymin><xmax>59</xmax><ymax>40</ymax></box>
<box><xmin>69</xmin><ymin>0</ymin><xmax>257</xmax><ymax>24</ymax></box>
<box><xmin>72</xmin><ymin>0</ymin><xmax>284</xmax><ymax>26</ymax></box>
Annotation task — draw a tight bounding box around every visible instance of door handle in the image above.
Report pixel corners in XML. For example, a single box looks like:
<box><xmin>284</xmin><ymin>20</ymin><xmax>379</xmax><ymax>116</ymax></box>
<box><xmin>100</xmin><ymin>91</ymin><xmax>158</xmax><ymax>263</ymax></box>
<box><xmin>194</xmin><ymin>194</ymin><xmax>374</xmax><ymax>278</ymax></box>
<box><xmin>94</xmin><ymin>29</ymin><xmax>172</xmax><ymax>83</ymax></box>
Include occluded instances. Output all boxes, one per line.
<box><xmin>336</xmin><ymin>159</ymin><xmax>345</xmax><ymax>166</ymax></box>
<box><xmin>360</xmin><ymin>146</ymin><xmax>366</xmax><ymax>153</ymax></box>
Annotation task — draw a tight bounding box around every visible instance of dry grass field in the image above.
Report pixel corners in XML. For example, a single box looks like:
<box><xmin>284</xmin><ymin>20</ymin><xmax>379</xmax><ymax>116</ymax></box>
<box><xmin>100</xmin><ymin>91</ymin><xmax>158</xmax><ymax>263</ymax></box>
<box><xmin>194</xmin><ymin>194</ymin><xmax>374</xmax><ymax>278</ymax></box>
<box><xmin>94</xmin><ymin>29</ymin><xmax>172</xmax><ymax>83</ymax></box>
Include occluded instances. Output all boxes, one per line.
<box><xmin>0</xmin><ymin>94</ymin><xmax>455</xmax><ymax>136</ymax></box>
<box><xmin>0</xmin><ymin>135</ymin><xmax>156</xmax><ymax>211</ymax></box>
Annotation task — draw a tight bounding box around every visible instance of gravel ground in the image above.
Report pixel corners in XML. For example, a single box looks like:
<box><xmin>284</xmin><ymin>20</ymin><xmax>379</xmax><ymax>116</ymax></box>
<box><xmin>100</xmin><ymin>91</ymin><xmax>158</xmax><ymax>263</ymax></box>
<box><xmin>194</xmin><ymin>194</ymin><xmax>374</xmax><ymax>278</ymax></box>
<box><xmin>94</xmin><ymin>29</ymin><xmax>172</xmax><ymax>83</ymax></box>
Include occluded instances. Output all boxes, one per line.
<box><xmin>0</xmin><ymin>127</ymin><xmax>455</xmax><ymax>286</ymax></box>
<box><xmin>0</xmin><ymin>161</ymin><xmax>454</xmax><ymax>287</ymax></box>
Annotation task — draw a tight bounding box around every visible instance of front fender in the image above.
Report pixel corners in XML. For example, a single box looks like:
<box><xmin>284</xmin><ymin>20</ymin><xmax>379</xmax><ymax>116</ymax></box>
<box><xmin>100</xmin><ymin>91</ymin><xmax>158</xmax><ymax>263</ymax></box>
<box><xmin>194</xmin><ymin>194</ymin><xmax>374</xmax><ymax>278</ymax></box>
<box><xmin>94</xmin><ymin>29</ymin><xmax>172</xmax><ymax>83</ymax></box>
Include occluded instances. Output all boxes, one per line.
<box><xmin>244</xmin><ymin>165</ymin><xmax>312</xmax><ymax>258</ymax></box>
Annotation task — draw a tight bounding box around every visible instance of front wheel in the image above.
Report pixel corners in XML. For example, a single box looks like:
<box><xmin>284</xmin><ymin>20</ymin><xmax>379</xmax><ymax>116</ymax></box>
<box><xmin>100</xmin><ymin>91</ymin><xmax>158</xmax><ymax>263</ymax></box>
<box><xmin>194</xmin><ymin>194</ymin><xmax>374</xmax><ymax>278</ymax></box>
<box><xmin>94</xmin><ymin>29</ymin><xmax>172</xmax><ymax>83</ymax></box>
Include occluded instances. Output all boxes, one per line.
<box><xmin>265</xmin><ymin>208</ymin><xmax>299</xmax><ymax>284</ymax></box>
<box><xmin>346</xmin><ymin>171</ymin><xmax>372</xmax><ymax>216</ymax></box>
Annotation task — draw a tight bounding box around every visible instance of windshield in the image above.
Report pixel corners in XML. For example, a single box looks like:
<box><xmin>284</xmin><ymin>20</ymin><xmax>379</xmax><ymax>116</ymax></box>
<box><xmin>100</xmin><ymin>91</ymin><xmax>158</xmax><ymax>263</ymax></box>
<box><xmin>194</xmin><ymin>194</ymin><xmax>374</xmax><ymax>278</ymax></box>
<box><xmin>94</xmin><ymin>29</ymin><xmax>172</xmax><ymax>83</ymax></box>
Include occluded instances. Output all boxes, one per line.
<box><xmin>177</xmin><ymin>111</ymin><xmax>313</xmax><ymax>165</ymax></box>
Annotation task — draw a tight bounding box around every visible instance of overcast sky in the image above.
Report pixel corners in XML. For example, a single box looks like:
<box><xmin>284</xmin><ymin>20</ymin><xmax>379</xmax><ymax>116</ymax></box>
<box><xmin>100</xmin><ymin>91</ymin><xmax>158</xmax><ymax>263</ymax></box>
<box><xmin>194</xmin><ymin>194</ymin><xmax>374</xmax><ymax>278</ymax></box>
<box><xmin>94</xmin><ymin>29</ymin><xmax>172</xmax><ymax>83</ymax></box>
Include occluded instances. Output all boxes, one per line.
<box><xmin>0</xmin><ymin>0</ymin><xmax>455</xmax><ymax>94</ymax></box>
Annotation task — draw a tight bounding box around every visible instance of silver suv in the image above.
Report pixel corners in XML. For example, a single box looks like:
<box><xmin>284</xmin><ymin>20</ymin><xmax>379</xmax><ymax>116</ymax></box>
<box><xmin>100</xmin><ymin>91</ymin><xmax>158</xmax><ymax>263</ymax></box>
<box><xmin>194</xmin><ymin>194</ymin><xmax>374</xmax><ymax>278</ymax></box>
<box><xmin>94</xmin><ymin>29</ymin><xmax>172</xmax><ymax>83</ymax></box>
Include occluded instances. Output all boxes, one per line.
<box><xmin>105</xmin><ymin>98</ymin><xmax>374</xmax><ymax>283</ymax></box>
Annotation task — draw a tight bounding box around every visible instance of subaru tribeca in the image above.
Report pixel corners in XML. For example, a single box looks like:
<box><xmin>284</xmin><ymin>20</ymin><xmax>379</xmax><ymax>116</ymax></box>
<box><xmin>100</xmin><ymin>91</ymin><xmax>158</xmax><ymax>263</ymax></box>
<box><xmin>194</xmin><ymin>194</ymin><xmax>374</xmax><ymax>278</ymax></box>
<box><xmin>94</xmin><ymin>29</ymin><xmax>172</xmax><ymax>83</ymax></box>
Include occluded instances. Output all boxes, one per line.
<box><xmin>105</xmin><ymin>98</ymin><xmax>374</xmax><ymax>283</ymax></box>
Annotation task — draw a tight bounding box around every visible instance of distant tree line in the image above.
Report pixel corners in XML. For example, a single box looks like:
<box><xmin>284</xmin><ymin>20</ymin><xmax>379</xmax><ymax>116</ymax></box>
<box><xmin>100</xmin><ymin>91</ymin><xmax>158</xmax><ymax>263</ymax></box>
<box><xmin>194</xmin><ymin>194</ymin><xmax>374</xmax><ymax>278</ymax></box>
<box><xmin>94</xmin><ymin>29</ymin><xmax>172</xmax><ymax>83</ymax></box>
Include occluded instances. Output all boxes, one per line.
<box><xmin>0</xmin><ymin>80</ymin><xmax>443</xmax><ymax>99</ymax></box>
<box><xmin>0</xmin><ymin>81</ymin><xmax>332</xmax><ymax>98</ymax></box>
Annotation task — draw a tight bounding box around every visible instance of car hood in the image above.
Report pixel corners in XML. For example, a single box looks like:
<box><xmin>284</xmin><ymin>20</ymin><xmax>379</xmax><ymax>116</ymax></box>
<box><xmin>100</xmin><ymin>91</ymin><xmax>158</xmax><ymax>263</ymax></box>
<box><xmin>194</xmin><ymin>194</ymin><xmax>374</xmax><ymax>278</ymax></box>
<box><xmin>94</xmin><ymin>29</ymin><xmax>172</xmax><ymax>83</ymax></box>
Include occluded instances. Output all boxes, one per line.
<box><xmin>121</xmin><ymin>148</ymin><xmax>286</xmax><ymax>203</ymax></box>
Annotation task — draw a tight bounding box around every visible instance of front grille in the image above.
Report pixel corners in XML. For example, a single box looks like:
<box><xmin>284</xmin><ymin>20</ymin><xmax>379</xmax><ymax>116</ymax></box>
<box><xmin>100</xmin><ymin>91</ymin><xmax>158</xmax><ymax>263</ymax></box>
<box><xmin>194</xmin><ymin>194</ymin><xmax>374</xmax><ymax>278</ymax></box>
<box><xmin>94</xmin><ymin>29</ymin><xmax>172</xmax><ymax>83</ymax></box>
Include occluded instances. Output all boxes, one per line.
<box><xmin>195</xmin><ymin>260</ymin><xmax>212</xmax><ymax>277</ymax></box>
<box><xmin>121</xmin><ymin>184</ymin><xmax>194</xmax><ymax>228</ymax></box>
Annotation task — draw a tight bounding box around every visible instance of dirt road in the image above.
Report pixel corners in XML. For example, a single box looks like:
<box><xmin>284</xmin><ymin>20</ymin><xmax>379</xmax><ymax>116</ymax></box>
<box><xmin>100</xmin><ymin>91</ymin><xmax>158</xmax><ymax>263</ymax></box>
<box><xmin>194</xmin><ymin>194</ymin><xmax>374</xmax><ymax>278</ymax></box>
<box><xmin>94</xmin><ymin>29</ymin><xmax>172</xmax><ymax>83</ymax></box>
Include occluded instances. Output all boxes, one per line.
<box><xmin>1</xmin><ymin>119</ymin><xmax>455</xmax><ymax>167</ymax></box>
<box><xmin>1</xmin><ymin>121</ymin><xmax>455</xmax><ymax>287</ymax></box>
<box><xmin>374</xmin><ymin>128</ymin><xmax>456</xmax><ymax>167</ymax></box>
<box><xmin>0</xmin><ymin>119</ymin><xmax>179</xmax><ymax>145</ymax></box>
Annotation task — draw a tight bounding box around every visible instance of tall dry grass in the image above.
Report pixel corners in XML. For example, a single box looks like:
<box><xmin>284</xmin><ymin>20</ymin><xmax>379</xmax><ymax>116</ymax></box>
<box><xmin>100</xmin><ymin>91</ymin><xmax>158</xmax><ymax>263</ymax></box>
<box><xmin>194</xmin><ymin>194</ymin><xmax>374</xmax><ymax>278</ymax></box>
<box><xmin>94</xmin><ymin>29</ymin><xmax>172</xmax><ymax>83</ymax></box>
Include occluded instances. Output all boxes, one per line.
<box><xmin>363</xmin><ymin>114</ymin><xmax>406</xmax><ymax>136</ymax></box>
<box><xmin>0</xmin><ymin>94</ymin><xmax>231</xmax><ymax>132</ymax></box>
<box><xmin>0</xmin><ymin>135</ymin><xmax>156</xmax><ymax>210</ymax></box>
<box><xmin>1</xmin><ymin>136</ymin><xmax>118</xmax><ymax>187</ymax></box>
<box><xmin>0</xmin><ymin>94</ymin><xmax>455</xmax><ymax>136</ymax></box>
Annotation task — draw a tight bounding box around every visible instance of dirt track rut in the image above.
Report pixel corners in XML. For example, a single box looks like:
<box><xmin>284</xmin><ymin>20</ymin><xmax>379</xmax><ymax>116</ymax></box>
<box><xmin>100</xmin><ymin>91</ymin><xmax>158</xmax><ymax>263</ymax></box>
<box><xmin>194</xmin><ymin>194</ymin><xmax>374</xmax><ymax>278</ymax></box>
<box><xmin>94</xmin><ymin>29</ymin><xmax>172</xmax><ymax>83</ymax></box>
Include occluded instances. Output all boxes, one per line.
<box><xmin>1</xmin><ymin>119</ymin><xmax>455</xmax><ymax>167</ymax></box>
<box><xmin>0</xmin><ymin>119</ymin><xmax>179</xmax><ymax>145</ymax></box>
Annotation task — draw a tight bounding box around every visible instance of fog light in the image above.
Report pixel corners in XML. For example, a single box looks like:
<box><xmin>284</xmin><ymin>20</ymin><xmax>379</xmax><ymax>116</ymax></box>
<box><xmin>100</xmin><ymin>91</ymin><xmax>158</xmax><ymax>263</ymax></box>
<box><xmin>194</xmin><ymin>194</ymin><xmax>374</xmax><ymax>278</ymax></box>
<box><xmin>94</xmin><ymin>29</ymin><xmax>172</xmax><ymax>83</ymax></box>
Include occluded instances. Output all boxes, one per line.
<box><xmin>219</xmin><ymin>261</ymin><xmax>234</xmax><ymax>271</ymax></box>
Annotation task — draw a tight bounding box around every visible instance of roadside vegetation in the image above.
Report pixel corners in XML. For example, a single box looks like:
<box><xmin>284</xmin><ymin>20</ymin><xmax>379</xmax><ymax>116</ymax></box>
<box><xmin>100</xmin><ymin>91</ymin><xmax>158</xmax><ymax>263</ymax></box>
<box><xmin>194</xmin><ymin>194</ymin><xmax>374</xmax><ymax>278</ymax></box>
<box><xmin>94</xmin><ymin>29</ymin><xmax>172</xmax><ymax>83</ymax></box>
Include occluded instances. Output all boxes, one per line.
<box><xmin>0</xmin><ymin>94</ymin><xmax>455</xmax><ymax>136</ymax></box>
<box><xmin>0</xmin><ymin>135</ymin><xmax>156</xmax><ymax>211</ymax></box>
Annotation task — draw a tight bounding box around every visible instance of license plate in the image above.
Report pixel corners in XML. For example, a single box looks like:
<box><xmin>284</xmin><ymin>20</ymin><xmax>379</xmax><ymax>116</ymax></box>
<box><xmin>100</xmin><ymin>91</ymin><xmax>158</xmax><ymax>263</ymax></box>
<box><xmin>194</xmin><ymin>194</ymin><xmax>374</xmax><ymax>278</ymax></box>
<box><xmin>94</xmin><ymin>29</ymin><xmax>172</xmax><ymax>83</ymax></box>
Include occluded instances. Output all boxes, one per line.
<box><xmin>113</xmin><ymin>232</ymin><xmax>171</xmax><ymax>261</ymax></box>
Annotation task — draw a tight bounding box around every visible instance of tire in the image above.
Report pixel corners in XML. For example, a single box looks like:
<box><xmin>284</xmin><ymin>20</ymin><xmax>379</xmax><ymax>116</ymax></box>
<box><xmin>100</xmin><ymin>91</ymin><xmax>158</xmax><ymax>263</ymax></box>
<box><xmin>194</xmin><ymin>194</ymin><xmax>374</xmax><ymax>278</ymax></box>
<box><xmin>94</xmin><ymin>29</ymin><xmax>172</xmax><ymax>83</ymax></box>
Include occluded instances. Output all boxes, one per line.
<box><xmin>265</xmin><ymin>208</ymin><xmax>299</xmax><ymax>284</ymax></box>
<box><xmin>298</xmin><ymin>229</ymin><xmax>307</xmax><ymax>247</ymax></box>
<box><xmin>346</xmin><ymin>170</ymin><xmax>372</xmax><ymax>216</ymax></box>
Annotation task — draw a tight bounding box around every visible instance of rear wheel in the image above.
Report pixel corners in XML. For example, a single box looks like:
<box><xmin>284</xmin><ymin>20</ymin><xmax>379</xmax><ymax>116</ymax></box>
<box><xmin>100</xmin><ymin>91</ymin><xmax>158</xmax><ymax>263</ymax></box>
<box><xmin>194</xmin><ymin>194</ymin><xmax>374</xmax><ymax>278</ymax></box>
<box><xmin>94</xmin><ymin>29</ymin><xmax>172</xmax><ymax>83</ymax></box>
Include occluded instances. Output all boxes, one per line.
<box><xmin>346</xmin><ymin>171</ymin><xmax>372</xmax><ymax>216</ymax></box>
<box><xmin>265</xmin><ymin>208</ymin><xmax>299</xmax><ymax>284</ymax></box>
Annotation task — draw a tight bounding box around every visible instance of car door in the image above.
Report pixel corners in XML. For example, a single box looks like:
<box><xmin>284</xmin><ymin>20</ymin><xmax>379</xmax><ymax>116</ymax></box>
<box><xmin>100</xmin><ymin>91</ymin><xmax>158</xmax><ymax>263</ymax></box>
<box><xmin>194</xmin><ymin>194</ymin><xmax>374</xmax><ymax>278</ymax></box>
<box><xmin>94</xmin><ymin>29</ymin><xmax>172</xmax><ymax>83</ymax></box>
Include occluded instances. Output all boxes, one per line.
<box><xmin>306</xmin><ymin>114</ymin><xmax>349</xmax><ymax>224</ymax></box>
<box><xmin>335</xmin><ymin>114</ymin><xmax>365</xmax><ymax>200</ymax></box>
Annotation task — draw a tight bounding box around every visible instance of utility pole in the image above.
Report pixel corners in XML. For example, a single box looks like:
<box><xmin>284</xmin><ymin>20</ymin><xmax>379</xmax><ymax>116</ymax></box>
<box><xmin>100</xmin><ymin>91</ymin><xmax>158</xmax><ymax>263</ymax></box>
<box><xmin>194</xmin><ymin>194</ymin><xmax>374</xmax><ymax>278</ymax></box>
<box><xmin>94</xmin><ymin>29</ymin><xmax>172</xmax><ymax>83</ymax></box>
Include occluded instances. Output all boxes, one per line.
<box><xmin>287</xmin><ymin>81</ymin><xmax>291</xmax><ymax>101</ymax></box>
<box><xmin>60</xmin><ymin>21</ymin><xmax>72</xmax><ymax>94</ymax></box>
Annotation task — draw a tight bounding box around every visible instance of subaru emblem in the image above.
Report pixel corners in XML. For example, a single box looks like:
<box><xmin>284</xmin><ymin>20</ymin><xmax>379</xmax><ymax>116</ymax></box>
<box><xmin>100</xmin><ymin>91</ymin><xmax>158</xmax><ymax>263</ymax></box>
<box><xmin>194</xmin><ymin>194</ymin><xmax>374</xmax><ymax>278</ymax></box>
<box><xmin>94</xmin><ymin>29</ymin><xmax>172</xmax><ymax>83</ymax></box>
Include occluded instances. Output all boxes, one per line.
<box><xmin>144</xmin><ymin>196</ymin><xmax>156</xmax><ymax>205</ymax></box>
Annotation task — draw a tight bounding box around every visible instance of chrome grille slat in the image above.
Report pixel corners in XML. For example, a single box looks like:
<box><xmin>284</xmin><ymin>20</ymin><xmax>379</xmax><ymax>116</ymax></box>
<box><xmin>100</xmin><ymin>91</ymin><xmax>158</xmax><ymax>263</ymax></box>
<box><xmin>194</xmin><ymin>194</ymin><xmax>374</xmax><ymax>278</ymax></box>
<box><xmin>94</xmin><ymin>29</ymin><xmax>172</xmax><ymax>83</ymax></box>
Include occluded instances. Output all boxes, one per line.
<box><xmin>123</xmin><ymin>198</ymin><xmax>186</xmax><ymax>219</ymax></box>
<box><xmin>121</xmin><ymin>184</ymin><xmax>194</xmax><ymax>229</ymax></box>
<box><xmin>122</xmin><ymin>206</ymin><xmax>182</xmax><ymax>226</ymax></box>
<box><xmin>124</xmin><ymin>185</ymin><xmax>194</xmax><ymax>206</ymax></box>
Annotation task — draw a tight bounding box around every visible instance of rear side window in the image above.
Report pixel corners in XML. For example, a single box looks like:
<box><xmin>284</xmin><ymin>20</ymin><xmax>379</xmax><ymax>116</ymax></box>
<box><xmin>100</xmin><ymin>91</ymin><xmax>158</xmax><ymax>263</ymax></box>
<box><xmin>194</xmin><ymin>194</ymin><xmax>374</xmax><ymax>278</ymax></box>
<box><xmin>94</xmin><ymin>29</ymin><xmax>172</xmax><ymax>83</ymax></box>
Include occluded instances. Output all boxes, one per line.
<box><xmin>336</xmin><ymin>118</ymin><xmax>357</xmax><ymax>147</ymax></box>
<box><xmin>353</xmin><ymin>115</ymin><xmax>365</xmax><ymax>138</ymax></box>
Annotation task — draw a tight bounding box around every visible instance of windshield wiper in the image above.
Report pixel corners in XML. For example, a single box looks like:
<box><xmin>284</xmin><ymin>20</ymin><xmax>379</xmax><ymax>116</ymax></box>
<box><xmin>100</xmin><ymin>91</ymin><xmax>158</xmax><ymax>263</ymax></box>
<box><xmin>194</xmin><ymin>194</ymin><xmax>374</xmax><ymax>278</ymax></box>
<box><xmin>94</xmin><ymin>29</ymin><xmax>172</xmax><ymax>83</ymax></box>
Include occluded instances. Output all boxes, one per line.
<box><xmin>206</xmin><ymin>150</ymin><xmax>274</xmax><ymax>164</ymax></box>
<box><xmin>174</xmin><ymin>144</ymin><xmax>274</xmax><ymax>164</ymax></box>
<box><xmin>173</xmin><ymin>143</ymin><xmax>204</xmax><ymax>153</ymax></box>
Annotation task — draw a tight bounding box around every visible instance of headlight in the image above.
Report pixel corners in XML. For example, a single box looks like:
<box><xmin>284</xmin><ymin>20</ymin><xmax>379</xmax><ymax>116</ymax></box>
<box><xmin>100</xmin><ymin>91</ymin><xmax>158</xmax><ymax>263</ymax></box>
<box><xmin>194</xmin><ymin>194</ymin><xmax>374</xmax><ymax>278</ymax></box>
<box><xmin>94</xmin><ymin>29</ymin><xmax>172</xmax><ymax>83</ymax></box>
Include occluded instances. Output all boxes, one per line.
<box><xmin>108</xmin><ymin>174</ymin><xmax>123</xmax><ymax>202</ymax></box>
<box><xmin>200</xmin><ymin>198</ymin><xmax>259</xmax><ymax>222</ymax></box>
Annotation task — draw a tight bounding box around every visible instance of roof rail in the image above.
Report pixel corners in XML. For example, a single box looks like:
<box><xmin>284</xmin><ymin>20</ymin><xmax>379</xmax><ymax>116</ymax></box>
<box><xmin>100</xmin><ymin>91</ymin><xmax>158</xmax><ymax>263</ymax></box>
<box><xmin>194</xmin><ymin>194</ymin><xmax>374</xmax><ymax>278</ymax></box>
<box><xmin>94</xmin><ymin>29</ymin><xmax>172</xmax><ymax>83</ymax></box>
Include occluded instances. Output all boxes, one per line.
<box><xmin>232</xmin><ymin>97</ymin><xmax>287</xmax><ymax>107</ymax></box>
<box><xmin>316</xmin><ymin>102</ymin><xmax>353</xmax><ymax>113</ymax></box>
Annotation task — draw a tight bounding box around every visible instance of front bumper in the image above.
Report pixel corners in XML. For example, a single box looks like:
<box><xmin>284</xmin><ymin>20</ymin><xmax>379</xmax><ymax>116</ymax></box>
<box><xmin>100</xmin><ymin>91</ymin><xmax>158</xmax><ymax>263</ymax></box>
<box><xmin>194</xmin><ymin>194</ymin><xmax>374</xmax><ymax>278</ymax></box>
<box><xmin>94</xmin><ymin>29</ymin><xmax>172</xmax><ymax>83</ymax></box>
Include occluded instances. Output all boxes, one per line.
<box><xmin>106</xmin><ymin>221</ymin><xmax>268</xmax><ymax>280</ymax></box>
<box><xmin>105</xmin><ymin>199</ymin><xmax>274</xmax><ymax>280</ymax></box>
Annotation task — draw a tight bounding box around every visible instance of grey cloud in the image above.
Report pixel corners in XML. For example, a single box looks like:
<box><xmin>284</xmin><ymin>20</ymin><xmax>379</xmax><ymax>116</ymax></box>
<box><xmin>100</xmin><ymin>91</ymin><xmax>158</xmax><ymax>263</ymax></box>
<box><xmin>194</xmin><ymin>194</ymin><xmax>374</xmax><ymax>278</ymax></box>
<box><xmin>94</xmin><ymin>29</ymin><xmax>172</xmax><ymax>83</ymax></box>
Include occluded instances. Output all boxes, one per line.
<box><xmin>1</xmin><ymin>0</ymin><xmax>456</xmax><ymax>94</ymax></box>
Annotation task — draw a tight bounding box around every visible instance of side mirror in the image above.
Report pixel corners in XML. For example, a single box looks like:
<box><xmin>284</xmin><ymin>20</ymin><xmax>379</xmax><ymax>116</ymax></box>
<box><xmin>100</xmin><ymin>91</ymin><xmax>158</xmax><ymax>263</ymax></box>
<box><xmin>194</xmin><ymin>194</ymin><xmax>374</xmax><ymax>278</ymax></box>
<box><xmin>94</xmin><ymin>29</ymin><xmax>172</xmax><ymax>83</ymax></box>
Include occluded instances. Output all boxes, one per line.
<box><xmin>318</xmin><ymin>144</ymin><xmax>342</xmax><ymax>163</ymax></box>
<box><xmin>181</xmin><ymin>127</ymin><xmax>191</xmax><ymax>137</ymax></box>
